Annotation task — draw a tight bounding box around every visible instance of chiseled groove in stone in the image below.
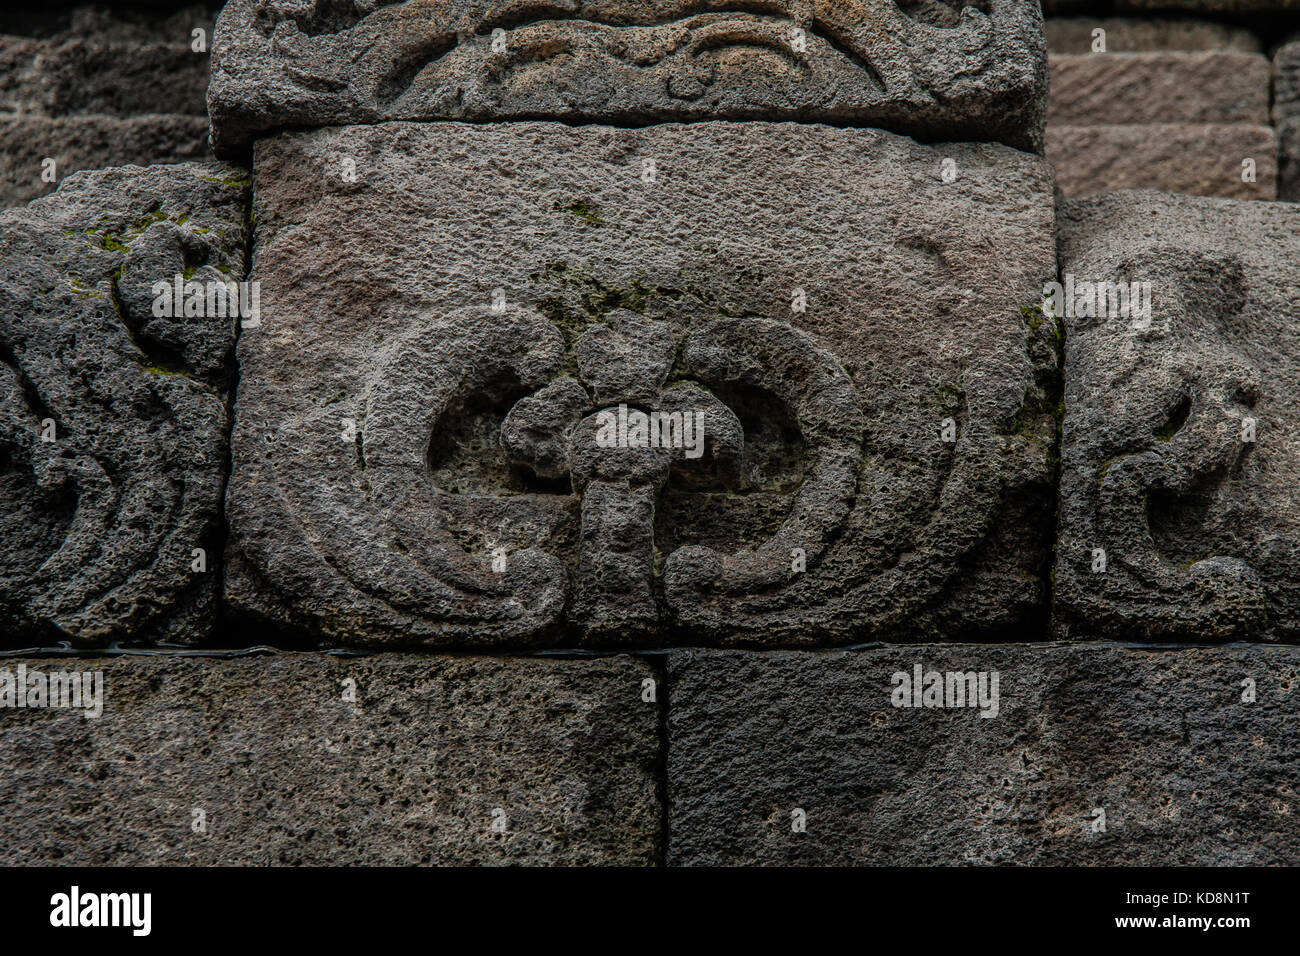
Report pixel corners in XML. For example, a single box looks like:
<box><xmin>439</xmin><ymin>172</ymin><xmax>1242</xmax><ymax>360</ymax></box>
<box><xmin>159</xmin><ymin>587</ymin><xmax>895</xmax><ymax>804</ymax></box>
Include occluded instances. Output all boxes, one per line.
<box><xmin>0</xmin><ymin>652</ymin><xmax>662</xmax><ymax>865</ymax></box>
<box><xmin>667</xmin><ymin>643</ymin><xmax>1300</xmax><ymax>865</ymax></box>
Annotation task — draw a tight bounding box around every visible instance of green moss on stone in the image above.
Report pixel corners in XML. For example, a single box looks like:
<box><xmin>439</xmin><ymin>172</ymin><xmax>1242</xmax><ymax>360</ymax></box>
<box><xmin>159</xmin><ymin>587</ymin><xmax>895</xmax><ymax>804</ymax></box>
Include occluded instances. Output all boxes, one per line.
<box><xmin>554</xmin><ymin>199</ymin><xmax>604</xmax><ymax>226</ymax></box>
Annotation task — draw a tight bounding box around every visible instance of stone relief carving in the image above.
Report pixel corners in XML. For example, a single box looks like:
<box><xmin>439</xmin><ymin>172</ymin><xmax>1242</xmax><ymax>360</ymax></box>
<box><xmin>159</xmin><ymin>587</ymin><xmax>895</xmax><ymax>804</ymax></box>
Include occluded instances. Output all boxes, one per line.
<box><xmin>1056</xmin><ymin>193</ymin><xmax>1300</xmax><ymax>642</ymax></box>
<box><xmin>209</xmin><ymin>0</ymin><xmax>1047</xmax><ymax>155</ymax></box>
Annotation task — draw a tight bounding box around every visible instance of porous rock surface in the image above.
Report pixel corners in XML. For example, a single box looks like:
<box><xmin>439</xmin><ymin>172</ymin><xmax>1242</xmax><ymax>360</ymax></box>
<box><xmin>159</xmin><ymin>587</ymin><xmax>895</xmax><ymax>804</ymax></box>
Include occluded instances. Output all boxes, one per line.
<box><xmin>0</xmin><ymin>115</ymin><xmax>212</xmax><ymax>208</ymax></box>
<box><xmin>1047</xmin><ymin>52</ymin><xmax>1270</xmax><ymax>126</ymax></box>
<box><xmin>1045</xmin><ymin>123</ymin><xmax>1277</xmax><ymax>200</ymax></box>
<box><xmin>1275</xmin><ymin>39</ymin><xmax>1300</xmax><ymax>202</ymax></box>
<box><xmin>207</xmin><ymin>0</ymin><xmax>1048</xmax><ymax>156</ymax></box>
<box><xmin>225</xmin><ymin>120</ymin><xmax>1059</xmax><ymax>648</ymax></box>
<box><xmin>1055</xmin><ymin>190</ymin><xmax>1300</xmax><ymax>642</ymax></box>
<box><xmin>0</xmin><ymin>652</ymin><xmax>660</xmax><ymax>864</ymax></box>
<box><xmin>1044</xmin><ymin>16</ymin><xmax>1261</xmax><ymax>52</ymax></box>
<box><xmin>668</xmin><ymin>644</ymin><xmax>1300</xmax><ymax>865</ymax></box>
<box><xmin>0</xmin><ymin>161</ymin><xmax>250</xmax><ymax>646</ymax></box>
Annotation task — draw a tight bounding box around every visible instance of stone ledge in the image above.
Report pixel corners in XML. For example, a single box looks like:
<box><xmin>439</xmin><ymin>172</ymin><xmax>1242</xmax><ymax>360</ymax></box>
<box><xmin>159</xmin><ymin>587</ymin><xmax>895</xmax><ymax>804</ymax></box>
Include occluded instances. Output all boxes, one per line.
<box><xmin>0</xmin><ymin>652</ymin><xmax>661</xmax><ymax>864</ymax></box>
<box><xmin>0</xmin><ymin>114</ymin><xmax>211</xmax><ymax>207</ymax></box>
<box><xmin>0</xmin><ymin>35</ymin><xmax>210</xmax><ymax>118</ymax></box>
<box><xmin>668</xmin><ymin>644</ymin><xmax>1300</xmax><ymax>865</ymax></box>
<box><xmin>1045</xmin><ymin>123</ymin><xmax>1277</xmax><ymax>199</ymax></box>
<box><xmin>1048</xmin><ymin>51</ymin><xmax>1271</xmax><ymax>125</ymax></box>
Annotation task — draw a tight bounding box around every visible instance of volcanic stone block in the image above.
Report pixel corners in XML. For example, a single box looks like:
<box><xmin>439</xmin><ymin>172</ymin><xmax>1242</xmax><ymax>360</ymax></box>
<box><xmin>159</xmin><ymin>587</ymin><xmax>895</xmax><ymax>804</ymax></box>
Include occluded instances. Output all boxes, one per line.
<box><xmin>668</xmin><ymin>645</ymin><xmax>1300</xmax><ymax>865</ymax></box>
<box><xmin>0</xmin><ymin>653</ymin><xmax>660</xmax><ymax>865</ymax></box>
<box><xmin>207</xmin><ymin>0</ymin><xmax>1048</xmax><ymax>156</ymax></box>
<box><xmin>0</xmin><ymin>36</ymin><xmax>210</xmax><ymax>117</ymax></box>
<box><xmin>227</xmin><ymin>121</ymin><xmax>1058</xmax><ymax>648</ymax></box>
<box><xmin>1048</xmin><ymin>52</ymin><xmax>1269</xmax><ymax>126</ymax></box>
<box><xmin>0</xmin><ymin>115</ymin><xmax>211</xmax><ymax>208</ymax></box>
<box><xmin>1276</xmin><ymin>40</ymin><xmax>1300</xmax><ymax>202</ymax></box>
<box><xmin>1045</xmin><ymin>124</ymin><xmax>1276</xmax><ymax>199</ymax></box>
<box><xmin>1280</xmin><ymin>120</ymin><xmax>1300</xmax><ymax>201</ymax></box>
<box><xmin>1055</xmin><ymin>191</ymin><xmax>1300</xmax><ymax>642</ymax></box>
<box><xmin>0</xmin><ymin>4</ymin><xmax>218</xmax><ymax>45</ymax></box>
<box><xmin>1276</xmin><ymin>39</ymin><xmax>1300</xmax><ymax>119</ymax></box>
<box><xmin>1045</xmin><ymin>17</ymin><xmax>1261</xmax><ymax>53</ymax></box>
<box><xmin>0</xmin><ymin>161</ymin><xmax>250</xmax><ymax>646</ymax></box>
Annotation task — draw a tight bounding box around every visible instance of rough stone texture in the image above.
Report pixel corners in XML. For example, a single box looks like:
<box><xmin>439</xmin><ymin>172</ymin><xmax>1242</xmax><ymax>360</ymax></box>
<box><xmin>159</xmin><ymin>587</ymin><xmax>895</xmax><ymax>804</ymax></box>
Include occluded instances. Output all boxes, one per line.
<box><xmin>0</xmin><ymin>5</ymin><xmax>218</xmax><ymax>210</ymax></box>
<box><xmin>1045</xmin><ymin>16</ymin><xmax>1261</xmax><ymax>53</ymax></box>
<box><xmin>0</xmin><ymin>653</ymin><xmax>660</xmax><ymax>864</ymax></box>
<box><xmin>0</xmin><ymin>4</ymin><xmax>220</xmax><ymax>45</ymax></box>
<box><xmin>227</xmin><ymin>121</ymin><xmax>1058</xmax><ymax>649</ymax></box>
<box><xmin>1055</xmin><ymin>191</ymin><xmax>1300</xmax><ymax>642</ymax></box>
<box><xmin>1047</xmin><ymin>52</ymin><xmax>1270</xmax><ymax>125</ymax></box>
<box><xmin>0</xmin><ymin>162</ymin><xmax>250</xmax><ymax>646</ymax></box>
<box><xmin>1276</xmin><ymin>39</ymin><xmax>1300</xmax><ymax>121</ymax></box>
<box><xmin>0</xmin><ymin>35</ymin><xmax>210</xmax><ymax>118</ymax></box>
<box><xmin>207</xmin><ymin>0</ymin><xmax>1048</xmax><ymax>156</ymax></box>
<box><xmin>668</xmin><ymin>644</ymin><xmax>1300</xmax><ymax>865</ymax></box>
<box><xmin>1280</xmin><ymin>119</ymin><xmax>1300</xmax><ymax>201</ymax></box>
<box><xmin>1045</xmin><ymin>123</ymin><xmax>1277</xmax><ymax>199</ymax></box>
<box><xmin>0</xmin><ymin>115</ymin><xmax>211</xmax><ymax>208</ymax></box>
<box><xmin>1276</xmin><ymin>40</ymin><xmax>1300</xmax><ymax>202</ymax></box>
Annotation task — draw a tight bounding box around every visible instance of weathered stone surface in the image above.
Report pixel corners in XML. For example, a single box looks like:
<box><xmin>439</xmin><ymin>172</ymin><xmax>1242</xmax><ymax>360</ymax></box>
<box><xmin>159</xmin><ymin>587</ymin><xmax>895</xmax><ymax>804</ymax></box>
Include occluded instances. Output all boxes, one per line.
<box><xmin>668</xmin><ymin>644</ymin><xmax>1300</xmax><ymax>865</ymax></box>
<box><xmin>0</xmin><ymin>653</ymin><xmax>660</xmax><ymax>864</ymax></box>
<box><xmin>1045</xmin><ymin>123</ymin><xmax>1276</xmax><ymax>199</ymax></box>
<box><xmin>1055</xmin><ymin>191</ymin><xmax>1300</xmax><ymax>642</ymax></box>
<box><xmin>0</xmin><ymin>162</ymin><xmax>250</xmax><ymax>646</ymax></box>
<box><xmin>1276</xmin><ymin>39</ymin><xmax>1300</xmax><ymax>120</ymax></box>
<box><xmin>1048</xmin><ymin>52</ymin><xmax>1269</xmax><ymax>126</ymax></box>
<box><xmin>1279</xmin><ymin>119</ymin><xmax>1300</xmax><ymax>202</ymax></box>
<box><xmin>207</xmin><ymin>0</ymin><xmax>1048</xmax><ymax>156</ymax></box>
<box><xmin>227</xmin><ymin>121</ymin><xmax>1058</xmax><ymax>648</ymax></box>
<box><xmin>1276</xmin><ymin>40</ymin><xmax>1300</xmax><ymax>202</ymax></box>
<box><xmin>0</xmin><ymin>4</ymin><xmax>219</xmax><ymax>46</ymax></box>
<box><xmin>0</xmin><ymin>35</ymin><xmax>210</xmax><ymax>118</ymax></box>
<box><xmin>1045</xmin><ymin>16</ymin><xmax>1261</xmax><ymax>53</ymax></box>
<box><xmin>0</xmin><ymin>115</ymin><xmax>211</xmax><ymax>208</ymax></box>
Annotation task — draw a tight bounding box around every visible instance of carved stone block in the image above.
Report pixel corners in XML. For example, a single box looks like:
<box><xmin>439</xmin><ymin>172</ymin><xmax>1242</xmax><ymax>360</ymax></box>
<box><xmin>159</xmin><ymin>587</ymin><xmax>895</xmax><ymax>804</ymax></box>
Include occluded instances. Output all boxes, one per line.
<box><xmin>1276</xmin><ymin>39</ymin><xmax>1300</xmax><ymax>202</ymax></box>
<box><xmin>207</xmin><ymin>0</ymin><xmax>1047</xmax><ymax>156</ymax></box>
<box><xmin>227</xmin><ymin>121</ymin><xmax>1058</xmax><ymax>647</ymax></box>
<box><xmin>1055</xmin><ymin>190</ymin><xmax>1300</xmax><ymax>641</ymax></box>
<box><xmin>1047</xmin><ymin>52</ymin><xmax>1270</xmax><ymax>126</ymax></box>
<box><xmin>0</xmin><ymin>162</ymin><xmax>251</xmax><ymax>645</ymax></box>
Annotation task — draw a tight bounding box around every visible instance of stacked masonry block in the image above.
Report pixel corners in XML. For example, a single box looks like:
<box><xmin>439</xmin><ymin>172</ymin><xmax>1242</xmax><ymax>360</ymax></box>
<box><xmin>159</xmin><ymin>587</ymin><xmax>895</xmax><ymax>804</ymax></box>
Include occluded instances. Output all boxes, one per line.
<box><xmin>0</xmin><ymin>0</ymin><xmax>1298</xmax><ymax>866</ymax></box>
<box><xmin>1276</xmin><ymin>35</ymin><xmax>1300</xmax><ymax>198</ymax></box>
<box><xmin>1045</xmin><ymin>16</ymin><xmax>1277</xmax><ymax>197</ymax></box>
<box><xmin>0</xmin><ymin>2</ymin><xmax>217</xmax><ymax>207</ymax></box>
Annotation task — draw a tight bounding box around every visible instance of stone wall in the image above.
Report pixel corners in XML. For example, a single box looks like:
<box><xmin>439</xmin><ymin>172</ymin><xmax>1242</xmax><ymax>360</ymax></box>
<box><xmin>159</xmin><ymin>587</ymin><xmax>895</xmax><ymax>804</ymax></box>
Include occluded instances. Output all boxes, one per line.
<box><xmin>1</xmin><ymin>0</ymin><xmax>1298</xmax><ymax>866</ymax></box>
